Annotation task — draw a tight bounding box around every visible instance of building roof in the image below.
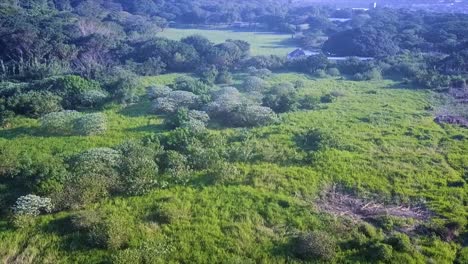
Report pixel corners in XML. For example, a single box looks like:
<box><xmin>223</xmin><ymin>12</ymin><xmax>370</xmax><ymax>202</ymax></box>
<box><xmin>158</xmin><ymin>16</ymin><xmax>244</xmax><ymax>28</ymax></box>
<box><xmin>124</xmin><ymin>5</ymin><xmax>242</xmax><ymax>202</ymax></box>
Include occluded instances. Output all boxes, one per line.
<box><xmin>287</xmin><ymin>48</ymin><xmax>316</xmax><ymax>59</ymax></box>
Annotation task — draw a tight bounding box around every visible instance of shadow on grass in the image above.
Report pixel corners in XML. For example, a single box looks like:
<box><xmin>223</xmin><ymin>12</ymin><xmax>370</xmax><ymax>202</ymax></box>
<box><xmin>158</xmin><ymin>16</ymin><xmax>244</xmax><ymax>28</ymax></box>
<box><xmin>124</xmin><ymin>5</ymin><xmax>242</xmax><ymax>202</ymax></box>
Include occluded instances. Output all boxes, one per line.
<box><xmin>118</xmin><ymin>101</ymin><xmax>151</xmax><ymax>117</ymax></box>
<box><xmin>126</xmin><ymin>124</ymin><xmax>166</xmax><ymax>133</ymax></box>
<box><xmin>0</xmin><ymin>126</ymin><xmax>40</xmax><ymax>139</ymax></box>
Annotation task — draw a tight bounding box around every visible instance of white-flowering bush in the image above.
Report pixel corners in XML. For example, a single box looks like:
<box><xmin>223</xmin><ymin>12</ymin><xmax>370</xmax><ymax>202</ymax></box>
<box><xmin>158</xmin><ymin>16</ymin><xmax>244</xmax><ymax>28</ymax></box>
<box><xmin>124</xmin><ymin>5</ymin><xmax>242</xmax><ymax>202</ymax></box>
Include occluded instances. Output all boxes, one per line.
<box><xmin>74</xmin><ymin>113</ymin><xmax>107</xmax><ymax>135</ymax></box>
<box><xmin>152</xmin><ymin>90</ymin><xmax>200</xmax><ymax>114</ymax></box>
<box><xmin>12</xmin><ymin>194</ymin><xmax>53</xmax><ymax>216</ymax></box>
<box><xmin>147</xmin><ymin>85</ymin><xmax>172</xmax><ymax>99</ymax></box>
<box><xmin>40</xmin><ymin>110</ymin><xmax>82</xmax><ymax>134</ymax></box>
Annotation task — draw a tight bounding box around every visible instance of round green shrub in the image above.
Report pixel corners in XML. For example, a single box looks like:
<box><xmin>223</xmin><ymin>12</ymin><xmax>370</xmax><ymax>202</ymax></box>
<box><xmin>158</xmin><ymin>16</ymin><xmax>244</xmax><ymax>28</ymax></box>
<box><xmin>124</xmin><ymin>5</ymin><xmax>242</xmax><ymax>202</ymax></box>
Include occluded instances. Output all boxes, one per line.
<box><xmin>294</xmin><ymin>231</ymin><xmax>337</xmax><ymax>261</ymax></box>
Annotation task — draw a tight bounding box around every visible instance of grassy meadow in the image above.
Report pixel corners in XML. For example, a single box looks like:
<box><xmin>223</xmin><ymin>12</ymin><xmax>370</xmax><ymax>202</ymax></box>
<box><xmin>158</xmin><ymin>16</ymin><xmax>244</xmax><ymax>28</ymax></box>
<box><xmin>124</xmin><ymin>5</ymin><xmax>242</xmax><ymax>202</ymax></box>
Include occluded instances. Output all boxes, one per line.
<box><xmin>1</xmin><ymin>73</ymin><xmax>466</xmax><ymax>263</ymax></box>
<box><xmin>158</xmin><ymin>28</ymin><xmax>296</xmax><ymax>56</ymax></box>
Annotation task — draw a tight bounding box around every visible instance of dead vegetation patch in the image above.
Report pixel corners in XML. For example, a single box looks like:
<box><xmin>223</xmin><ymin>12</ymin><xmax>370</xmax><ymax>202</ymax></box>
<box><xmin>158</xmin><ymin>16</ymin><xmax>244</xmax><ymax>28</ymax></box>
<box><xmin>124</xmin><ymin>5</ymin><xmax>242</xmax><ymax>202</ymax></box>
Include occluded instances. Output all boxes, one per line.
<box><xmin>316</xmin><ymin>187</ymin><xmax>432</xmax><ymax>229</ymax></box>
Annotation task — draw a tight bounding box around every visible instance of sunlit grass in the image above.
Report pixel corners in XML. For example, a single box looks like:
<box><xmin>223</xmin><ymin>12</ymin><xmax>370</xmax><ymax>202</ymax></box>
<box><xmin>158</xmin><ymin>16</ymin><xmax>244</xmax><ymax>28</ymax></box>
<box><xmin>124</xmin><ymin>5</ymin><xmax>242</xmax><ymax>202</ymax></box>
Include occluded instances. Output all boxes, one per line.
<box><xmin>158</xmin><ymin>28</ymin><xmax>296</xmax><ymax>56</ymax></box>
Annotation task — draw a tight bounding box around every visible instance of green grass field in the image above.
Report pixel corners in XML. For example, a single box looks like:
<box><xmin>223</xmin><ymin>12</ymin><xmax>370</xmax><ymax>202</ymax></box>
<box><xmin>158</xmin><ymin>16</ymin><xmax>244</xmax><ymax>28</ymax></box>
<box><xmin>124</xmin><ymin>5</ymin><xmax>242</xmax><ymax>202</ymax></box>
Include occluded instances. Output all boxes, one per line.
<box><xmin>0</xmin><ymin>73</ymin><xmax>467</xmax><ymax>263</ymax></box>
<box><xmin>158</xmin><ymin>28</ymin><xmax>296</xmax><ymax>56</ymax></box>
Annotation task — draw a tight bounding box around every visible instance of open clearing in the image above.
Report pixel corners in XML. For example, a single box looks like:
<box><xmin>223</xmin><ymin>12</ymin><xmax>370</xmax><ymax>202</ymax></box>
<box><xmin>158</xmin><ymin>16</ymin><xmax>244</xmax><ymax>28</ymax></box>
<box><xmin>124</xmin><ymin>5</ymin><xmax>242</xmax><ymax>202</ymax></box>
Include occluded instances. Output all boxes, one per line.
<box><xmin>158</xmin><ymin>28</ymin><xmax>296</xmax><ymax>56</ymax></box>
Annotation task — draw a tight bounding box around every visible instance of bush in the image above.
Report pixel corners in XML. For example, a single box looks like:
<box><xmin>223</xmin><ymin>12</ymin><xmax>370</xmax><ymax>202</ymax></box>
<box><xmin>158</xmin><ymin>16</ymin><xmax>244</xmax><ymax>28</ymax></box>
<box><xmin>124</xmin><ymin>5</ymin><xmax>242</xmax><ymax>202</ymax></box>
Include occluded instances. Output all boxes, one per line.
<box><xmin>206</xmin><ymin>87</ymin><xmax>242</xmax><ymax>117</ymax></box>
<box><xmin>353</xmin><ymin>68</ymin><xmax>382</xmax><ymax>81</ymax></box>
<box><xmin>230</xmin><ymin>104</ymin><xmax>277</xmax><ymax>127</ymax></box>
<box><xmin>457</xmin><ymin>247</ymin><xmax>468</xmax><ymax>264</ymax></box>
<box><xmin>137</xmin><ymin>57</ymin><xmax>166</xmax><ymax>76</ymax></box>
<box><xmin>40</xmin><ymin>111</ymin><xmax>81</xmax><ymax>134</ymax></box>
<box><xmin>296</xmin><ymin>129</ymin><xmax>343</xmax><ymax>151</ymax></box>
<box><xmin>327</xmin><ymin>67</ymin><xmax>341</xmax><ymax>76</ymax></box>
<box><xmin>386</xmin><ymin>233</ymin><xmax>412</xmax><ymax>252</ymax></box>
<box><xmin>62</xmin><ymin>174</ymin><xmax>115</xmax><ymax>209</ymax></box>
<box><xmin>242</xmin><ymin>76</ymin><xmax>267</xmax><ymax>93</ymax></box>
<box><xmin>314</xmin><ymin>69</ymin><xmax>328</xmax><ymax>78</ymax></box>
<box><xmin>118</xmin><ymin>141</ymin><xmax>159</xmax><ymax>195</ymax></box>
<box><xmin>206</xmin><ymin>161</ymin><xmax>240</xmax><ymax>184</ymax></box>
<box><xmin>70</xmin><ymin>148</ymin><xmax>121</xmax><ymax>177</ymax></box>
<box><xmin>294</xmin><ymin>231</ymin><xmax>337</xmax><ymax>261</ymax></box>
<box><xmin>197</xmin><ymin>65</ymin><xmax>218</xmax><ymax>84</ymax></box>
<box><xmin>39</xmin><ymin>75</ymin><xmax>102</xmax><ymax>109</ymax></box>
<box><xmin>215</xmin><ymin>70</ymin><xmax>233</xmax><ymax>84</ymax></box>
<box><xmin>72</xmin><ymin>210</ymin><xmax>132</xmax><ymax>250</ymax></box>
<box><xmin>245</xmin><ymin>55</ymin><xmax>285</xmax><ymax>70</ymax></box>
<box><xmin>294</xmin><ymin>80</ymin><xmax>306</xmax><ymax>89</ymax></box>
<box><xmin>12</xmin><ymin>194</ymin><xmax>53</xmax><ymax>216</ymax></box>
<box><xmin>41</xmin><ymin>111</ymin><xmax>106</xmax><ymax>135</ymax></box>
<box><xmin>62</xmin><ymin>148</ymin><xmax>122</xmax><ymax>208</ymax></box>
<box><xmin>152</xmin><ymin>90</ymin><xmax>200</xmax><ymax>114</ymax></box>
<box><xmin>160</xmin><ymin>150</ymin><xmax>192</xmax><ymax>185</ymax></box>
<box><xmin>299</xmin><ymin>95</ymin><xmax>320</xmax><ymax>110</ymax></box>
<box><xmin>173</xmin><ymin>76</ymin><xmax>211</xmax><ymax>96</ymax></box>
<box><xmin>369</xmin><ymin>242</ymin><xmax>393</xmax><ymax>261</ymax></box>
<box><xmin>262</xmin><ymin>82</ymin><xmax>299</xmax><ymax>113</ymax></box>
<box><xmin>110</xmin><ymin>69</ymin><xmax>140</xmax><ymax>104</ymax></box>
<box><xmin>7</xmin><ymin>91</ymin><xmax>62</xmax><ymax>117</ymax></box>
<box><xmin>147</xmin><ymin>85</ymin><xmax>171</xmax><ymax>99</ymax></box>
<box><xmin>78</xmin><ymin>90</ymin><xmax>108</xmax><ymax>108</ymax></box>
<box><xmin>0</xmin><ymin>109</ymin><xmax>14</xmax><ymax>127</ymax></box>
<box><xmin>248</xmin><ymin>67</ymin><xmax>272</xmax><ymax>78</ymax></box>
<box><xmin>320</xmin><ymin>93</ymin><xmax>338</xmax><ymax>103</ymax></box>
<box><xmin>73</xmin><ymin>113</ymin><xmax>107</xmax><ymax>136</ymax></box>
<box><xmin>165</xmin><ymin>108</ymin><xmax>209</xmax><ymax>130</ymax></box>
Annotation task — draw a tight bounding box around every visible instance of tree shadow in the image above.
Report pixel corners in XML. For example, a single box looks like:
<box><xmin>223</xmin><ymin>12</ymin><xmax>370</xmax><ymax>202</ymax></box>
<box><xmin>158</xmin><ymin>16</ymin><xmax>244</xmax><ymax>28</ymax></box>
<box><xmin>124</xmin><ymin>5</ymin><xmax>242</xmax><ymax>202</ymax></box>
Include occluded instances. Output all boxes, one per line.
<box><xmin>118</xmin><ymin>101</ymin><xmax>152</xmax><ymax>117</ymax></box>
<box><xmin>384</xmin><ymin>82</ymin><xmax>420</xmax><ymax>90</ymax></box>
<box><xmin>42</xmin><ymin>215</ymin><xmax>100</xmax><ymax>252</ymax></box>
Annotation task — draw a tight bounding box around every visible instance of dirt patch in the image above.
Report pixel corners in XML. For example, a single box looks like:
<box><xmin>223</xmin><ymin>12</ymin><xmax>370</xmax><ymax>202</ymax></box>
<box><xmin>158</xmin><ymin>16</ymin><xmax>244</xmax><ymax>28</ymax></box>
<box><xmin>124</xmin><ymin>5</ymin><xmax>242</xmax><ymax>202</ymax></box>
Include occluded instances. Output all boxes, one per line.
<box><xmin>316</xmin><ymin>188</ymin><xmax>432</xmax><ymax>224</ymax></box>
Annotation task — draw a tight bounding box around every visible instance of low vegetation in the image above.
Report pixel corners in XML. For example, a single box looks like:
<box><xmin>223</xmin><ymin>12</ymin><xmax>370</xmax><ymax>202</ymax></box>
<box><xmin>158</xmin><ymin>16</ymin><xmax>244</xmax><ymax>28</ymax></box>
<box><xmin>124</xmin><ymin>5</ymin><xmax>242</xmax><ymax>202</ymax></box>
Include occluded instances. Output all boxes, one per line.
<box><xmin>0</xmin><ymin>1</ymin><xmax>467</xmax><ymax>263</ymax></box>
